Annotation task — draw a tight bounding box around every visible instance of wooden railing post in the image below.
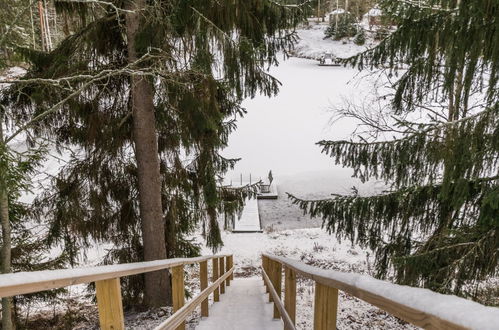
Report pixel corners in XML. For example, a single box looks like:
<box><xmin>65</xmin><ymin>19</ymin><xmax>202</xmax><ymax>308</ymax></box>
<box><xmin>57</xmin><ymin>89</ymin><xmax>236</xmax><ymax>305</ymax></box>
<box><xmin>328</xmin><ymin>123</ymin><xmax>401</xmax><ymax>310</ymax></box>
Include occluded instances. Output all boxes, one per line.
<box><xmin>200</xmin><ymin>260</ymin><xmax>209</xmax><ymax>317</ymax></box>
<box><xmin>268</xmin><ymin>259</ymin><xmax>274</xmax><ymax>302</ymax></box>
<box><xmin>212</xmin><ymin>257</ymin><xmax>220</xmax><ymax>302</ymax></box>
<box><xmin>225</xmin><ymin>256</ymin><xmax>231</xmax><ymax>287</ymax></box>
<box><xmin>262</xmin><ymin>255</ymin><xmax>269</xmax><ymax>293</ymax></box>
<box><xmin>172</xmin><ymin>265</ymin><xmax>185</xmax><ymax>330</ymax></box>
<box><xmin>314</xmin><ymin>282</ymin><xmax>338</xmax><ymax>330</ymax></box>
<box><xmin>228</xmin><ymin>255</ymin><xmax>233</xmax><ymax>281</ymax></box>
<box><xmin>272</xmin><ymin>261</ymin><xmax>282</xmax><ymax>319</ymax></box>
<box><xmin>220</xmin><ymin>257</ymin><xmax>226</xmax><ymax>294</ymax></box>
<box><xmin>284</xmin><ymin>266</ymin><xmax>296</xmax><ymax>325</ymax></box>
<box><xmin>95</xmin><ymin>278</ymin><xmax>125</xmax><ymax>330</ymax></box>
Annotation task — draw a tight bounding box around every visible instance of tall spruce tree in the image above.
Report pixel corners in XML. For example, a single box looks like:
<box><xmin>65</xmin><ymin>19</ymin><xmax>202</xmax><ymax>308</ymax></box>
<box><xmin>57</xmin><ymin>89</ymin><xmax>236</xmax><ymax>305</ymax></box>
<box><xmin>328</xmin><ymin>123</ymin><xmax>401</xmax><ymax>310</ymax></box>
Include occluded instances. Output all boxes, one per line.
<box><xmin>289</xmin><ymin>0</ymin><xmax>498</xmax><ymax>299</ymax></box>
<box><xmin>3</xmin><ymin>0</ymin><xmax>308</xmax><ymax>306</ymax></box>
<box><xmin>0</xmin><ymin>110</ymin><xmax>70</xmax><ymax>329</ymax></box>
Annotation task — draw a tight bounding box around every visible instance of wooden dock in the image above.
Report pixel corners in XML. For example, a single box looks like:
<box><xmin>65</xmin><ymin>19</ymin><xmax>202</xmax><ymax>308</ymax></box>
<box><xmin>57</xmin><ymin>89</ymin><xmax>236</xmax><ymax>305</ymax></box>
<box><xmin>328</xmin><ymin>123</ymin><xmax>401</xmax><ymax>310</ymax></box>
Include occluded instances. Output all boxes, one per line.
<box><xmin>233</xmin><ymin>197</ymin><xmax>262</xmax><ymax>232</ymax></box>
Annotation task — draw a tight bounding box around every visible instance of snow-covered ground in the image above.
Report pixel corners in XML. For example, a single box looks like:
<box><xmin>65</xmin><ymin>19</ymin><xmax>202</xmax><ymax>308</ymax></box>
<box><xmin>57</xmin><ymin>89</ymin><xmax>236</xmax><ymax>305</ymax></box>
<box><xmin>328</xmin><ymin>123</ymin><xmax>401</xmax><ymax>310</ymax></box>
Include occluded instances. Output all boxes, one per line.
<box><xmin>291</xmin><ymin>23</ymin><xmax>377</xmax><ymax>60</ymax></box>
<box><xmin>197</xmin><ymin>227</ymin><xmax>415</xmax><ymax>329</ymax></box>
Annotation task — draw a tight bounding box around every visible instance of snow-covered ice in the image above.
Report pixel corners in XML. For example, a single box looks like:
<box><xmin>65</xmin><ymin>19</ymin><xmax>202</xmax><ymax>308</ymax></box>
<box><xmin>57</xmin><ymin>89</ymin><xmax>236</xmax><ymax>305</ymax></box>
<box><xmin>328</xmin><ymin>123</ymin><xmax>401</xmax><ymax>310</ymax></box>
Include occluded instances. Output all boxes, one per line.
<box><xmin>222</xmin><ymin>56</ymin><xmax>373</xmax><ymax>182</ymax></box>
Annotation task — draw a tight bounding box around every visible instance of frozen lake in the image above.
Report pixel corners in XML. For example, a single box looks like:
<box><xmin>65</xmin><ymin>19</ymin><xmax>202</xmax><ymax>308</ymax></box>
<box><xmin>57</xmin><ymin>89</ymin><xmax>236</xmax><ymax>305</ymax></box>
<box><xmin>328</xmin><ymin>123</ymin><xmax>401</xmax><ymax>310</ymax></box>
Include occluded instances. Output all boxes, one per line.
<box><xmin>223</xmin><ymin>56</ymin><xmax>376</xmax><ymax>197</ymax></box>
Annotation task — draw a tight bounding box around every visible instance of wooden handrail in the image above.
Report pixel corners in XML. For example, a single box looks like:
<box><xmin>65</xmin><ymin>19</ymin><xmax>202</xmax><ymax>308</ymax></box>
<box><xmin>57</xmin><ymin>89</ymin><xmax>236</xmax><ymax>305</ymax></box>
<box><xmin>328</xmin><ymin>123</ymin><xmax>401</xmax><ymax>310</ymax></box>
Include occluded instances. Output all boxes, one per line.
<box><xmin>262</xmin><ymin>253</ymin><xmax>499</xmax><ymax>330</ymax></box>
<box><xmin>0</xmin><ymin>254</ymin><xmax>233</xmax><ymax>330</ymax></box>
<box><xmin>261</xmin><ymin>265</ymin><xmax>296</xmax><ymax>330</ymax></box>
<box><xmin>0</xmin><ymin>254</ymin><xmax>230</xmax><ymax>298</ymax></box>
<box><xmin>154</xmin><ymin>265</ymin><xmax>234</xmax><ymax>330</ymax></box>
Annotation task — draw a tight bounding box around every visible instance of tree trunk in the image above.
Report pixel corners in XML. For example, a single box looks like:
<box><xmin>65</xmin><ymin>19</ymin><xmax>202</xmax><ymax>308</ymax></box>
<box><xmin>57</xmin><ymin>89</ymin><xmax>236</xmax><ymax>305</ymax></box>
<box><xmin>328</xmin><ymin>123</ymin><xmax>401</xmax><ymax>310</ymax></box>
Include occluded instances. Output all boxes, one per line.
<box><xmin>0</xmin><ymin>122</ymin><xmax>14</xmax><ymax>330</ymax></box>
<box><xmin>125</xmin><ymin>0</ymin><xmax>171</xmax><ymax>306</ymax></box>
<box><xmin>37</xmin><ymin>0</ymin><xmax>46</xmax><ymax>51</ymax></box>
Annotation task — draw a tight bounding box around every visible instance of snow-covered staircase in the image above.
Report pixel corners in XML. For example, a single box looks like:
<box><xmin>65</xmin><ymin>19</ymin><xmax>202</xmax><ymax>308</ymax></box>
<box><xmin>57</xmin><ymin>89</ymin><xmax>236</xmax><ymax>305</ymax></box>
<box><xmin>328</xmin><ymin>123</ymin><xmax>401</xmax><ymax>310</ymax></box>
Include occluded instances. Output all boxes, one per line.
<box><xmin>195</xmin><ymin>278</ymin><xmax>281</xmax><ymax>330</ymax></box>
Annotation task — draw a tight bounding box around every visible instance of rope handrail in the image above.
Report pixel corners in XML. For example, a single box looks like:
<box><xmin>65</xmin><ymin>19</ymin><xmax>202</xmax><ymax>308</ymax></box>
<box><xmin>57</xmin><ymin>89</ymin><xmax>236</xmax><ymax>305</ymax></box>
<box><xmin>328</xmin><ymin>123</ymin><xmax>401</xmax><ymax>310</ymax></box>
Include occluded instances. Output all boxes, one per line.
<box><xmin>262</xmin><ymin>253</ymin><xmax>499</xmax><ymax>330</ymax></box>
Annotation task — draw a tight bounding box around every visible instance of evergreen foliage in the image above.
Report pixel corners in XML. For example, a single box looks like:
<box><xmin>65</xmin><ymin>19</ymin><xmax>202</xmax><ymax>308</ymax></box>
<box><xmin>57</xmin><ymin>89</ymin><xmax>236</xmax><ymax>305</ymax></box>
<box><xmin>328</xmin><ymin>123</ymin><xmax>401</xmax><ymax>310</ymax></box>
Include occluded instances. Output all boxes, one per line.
<box><xmin>2</xmin><ymin>0</ymin><xmax>308</xmax><ymax>305</ymax></box>
<box><xmin>353</xmin><ymin>29</ymin><xmax>366</xmax><ymax>45</ymax></box>
<box><xmin>0</xmin><ymin>138</ymin><xmax>69</xmax><ymax>315</ymax></box>
<box><xmin>0</xmin><ymin>0</ymin><xmax>33</xmax><ymax>67</ymax></box>
<box><xmin>290</xmin><ymin>0</ymin><xmax>499</xmax><ymax>299</ymax></box>
<box><xmin>325</xmin><ymin>11</ymin><xmax>358</xmax><ymax>40</ymax></box>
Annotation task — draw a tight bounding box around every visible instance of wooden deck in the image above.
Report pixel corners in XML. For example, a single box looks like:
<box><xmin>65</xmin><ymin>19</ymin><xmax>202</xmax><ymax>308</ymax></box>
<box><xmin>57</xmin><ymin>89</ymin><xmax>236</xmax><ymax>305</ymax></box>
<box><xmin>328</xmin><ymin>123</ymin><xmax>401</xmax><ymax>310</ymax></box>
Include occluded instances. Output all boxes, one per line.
<box><xmin>232</xmin><ymin>197</ymin><xmax>262</xmax><ymax>232</ymax></box>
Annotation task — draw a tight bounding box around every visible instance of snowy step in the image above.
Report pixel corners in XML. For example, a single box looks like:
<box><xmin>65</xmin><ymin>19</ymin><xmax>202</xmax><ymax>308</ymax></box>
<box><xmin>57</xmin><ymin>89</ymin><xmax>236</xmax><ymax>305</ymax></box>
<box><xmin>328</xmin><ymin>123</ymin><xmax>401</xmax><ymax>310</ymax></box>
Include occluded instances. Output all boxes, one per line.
<box><xmin>233</xmin><ymin>198</ymin><xmax>262</xmax><ymax>232</ymax></box>
<box><xmin>195</xmin><ymin>278</ymin><xmax>282</xmax><ymax>330</ymax></box>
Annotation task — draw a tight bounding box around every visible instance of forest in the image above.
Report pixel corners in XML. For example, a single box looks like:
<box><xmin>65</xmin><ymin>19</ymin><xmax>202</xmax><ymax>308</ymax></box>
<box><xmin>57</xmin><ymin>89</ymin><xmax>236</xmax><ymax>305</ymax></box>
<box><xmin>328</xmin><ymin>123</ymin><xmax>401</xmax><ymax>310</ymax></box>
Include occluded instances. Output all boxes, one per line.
<box><xmin>0</xmin><ymin>0</ymin><xmax>497</xmax><ymax>329</ymax></box>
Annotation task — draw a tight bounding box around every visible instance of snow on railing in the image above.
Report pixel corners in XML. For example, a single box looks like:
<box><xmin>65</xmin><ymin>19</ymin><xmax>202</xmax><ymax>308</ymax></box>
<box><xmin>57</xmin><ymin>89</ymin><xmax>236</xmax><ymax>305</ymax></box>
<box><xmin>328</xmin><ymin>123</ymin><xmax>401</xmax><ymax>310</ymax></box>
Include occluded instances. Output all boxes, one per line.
<box><xmin>0</xmin><ymin>254</ymin><xmax>234</xmax><ymax>330</ymax></box>
<box><xmin>262</xmin><ymin>253</ymin><xmax>499</xmax><ymax>330</ymax></box>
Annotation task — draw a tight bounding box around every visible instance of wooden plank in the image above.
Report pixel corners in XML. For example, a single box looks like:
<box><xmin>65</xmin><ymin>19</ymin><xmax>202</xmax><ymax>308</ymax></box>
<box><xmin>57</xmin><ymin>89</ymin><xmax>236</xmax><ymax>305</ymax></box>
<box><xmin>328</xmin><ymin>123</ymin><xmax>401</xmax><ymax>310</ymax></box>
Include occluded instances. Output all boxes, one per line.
<box><xmin>95</xmin><ymin>278</ymin><xmax>125</xmax><ymax>330</ymax></box>
<box><xmin>212</xmin><ymin>257</ymin><xmax>220</xmax><ymax>302</ymax></box>
<box><xmin>220</xmin><ymin>257</ymin><xmax>225</xmax><ymax>294</ymax></box>
<box><xmin>273</xmin><ymin>261</ymin><xmax>282</xmax><ymax>319</ymax></box>
<box><xmin>228</xmin><ymin>255</ymin><xmax>234</xmax><ymax>281</ymax></box>
<box><xmin>232</xmin><ymin>197</ymin><xmax>262</xmax><ymax>232</ymax></box>
<box><xmin>262</xmin><ymin>255</ymin><xmax>269</xmax><ymax>293</ymax></box>
<box><xmin>225</xmin><ymin>256</ymin><xmax>231</xmax><ymax>286</ymax></box>
<box><xmin>314</xmin><ymin>282</ymin><xmax>338</xmax><ymax>330</ymax></box>
<box><xmin>172</xmin><ymin>265</ymin><xmax>185</xmax><ymax>330</ymax></box>
<box><xmin>261</xmin><ymin>266</ymin><xmax>296</xmax><ymax>330</ymax></box>
<box><xmin>0</xmin><ymin>254</ymin><xmax>231</xmax><ymax>299</ymax></box>
<box><xmin>263</xmin><ymin>253</ymin><xmax>471</xmax><ymax>330</ymax></box>
<box><xmin>154</xmin><ymin>266</ymin><xmax>234</xmax><ymax>330</ymax></box>
<box><xmin>200</xmin><ymin>260</ymin><xmax>209</xmax><ymax>317</ymax></box>
<box><xmin>268</xmin><ymin>260</ymin><xmax>273</xmax><ymax>303</ymax></box>
<box><xmin>284</xmin><ymin>266</ymin><xmax>296</xmax><ymax>325</ymax></box>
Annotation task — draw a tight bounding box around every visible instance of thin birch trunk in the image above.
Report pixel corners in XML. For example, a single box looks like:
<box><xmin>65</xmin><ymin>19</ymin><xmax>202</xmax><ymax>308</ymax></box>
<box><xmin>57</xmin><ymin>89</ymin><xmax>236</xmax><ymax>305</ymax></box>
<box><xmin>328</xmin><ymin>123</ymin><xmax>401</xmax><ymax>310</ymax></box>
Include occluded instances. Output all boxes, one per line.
<box><xmin>37</xmin><ymin>0</ymin><xmax>46</xmax><ymax>51</ymax></box>
<box><xmin>30</xmin><ymin>1</ymin><xmax>36</xmax><ymax>48</ymax></box>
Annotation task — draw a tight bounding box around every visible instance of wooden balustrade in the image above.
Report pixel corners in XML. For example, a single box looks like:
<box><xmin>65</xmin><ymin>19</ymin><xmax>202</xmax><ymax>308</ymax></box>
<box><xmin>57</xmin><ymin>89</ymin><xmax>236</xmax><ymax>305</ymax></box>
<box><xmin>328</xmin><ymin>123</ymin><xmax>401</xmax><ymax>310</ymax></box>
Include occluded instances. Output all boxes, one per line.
<box><xmin>220</xmin><ymin>257</ymin><xmax>225</xmax><ymax>294</ymax></box>
<box><xmin>0</xmin><ymin>254</ymin><xmax>234</xmax><ymax>330</ymax></box>
<box><xmin>262</xmin><ymin>253</ymin><xmax>494</xmax><ymax>330</ymax></box>
<box><xmin>212</xmin><ymin>257</ymin><xmax>220</xmax><ymax>302</ymax></box>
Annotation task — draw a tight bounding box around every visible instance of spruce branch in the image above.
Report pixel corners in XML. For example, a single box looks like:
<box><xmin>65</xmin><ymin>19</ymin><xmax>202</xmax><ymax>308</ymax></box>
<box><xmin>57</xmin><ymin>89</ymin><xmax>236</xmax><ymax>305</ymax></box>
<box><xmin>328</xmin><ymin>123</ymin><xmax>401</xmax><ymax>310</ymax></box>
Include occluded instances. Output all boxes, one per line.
<box><xmin>55</xmin><ymin>0</ymin><xmax>136</xmax><ymax>14</ymax></box>
<box><xmin>320</xmin><ymin>104</ymin><xmax>498</xmax><ymax>147</ymax></box>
